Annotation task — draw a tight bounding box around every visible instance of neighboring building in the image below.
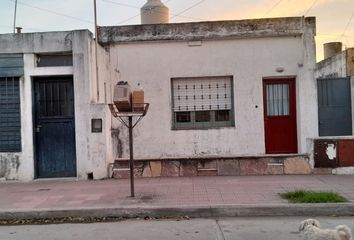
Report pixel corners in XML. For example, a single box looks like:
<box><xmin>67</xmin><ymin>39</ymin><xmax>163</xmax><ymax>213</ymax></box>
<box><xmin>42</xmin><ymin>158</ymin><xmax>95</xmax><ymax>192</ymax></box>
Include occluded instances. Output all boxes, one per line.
<box><xmin>0</xmin><ymin>14</ymin><xmax>319</xmax><ymax>180</ymax></box>
<box><xmin>0</xmin><ymin>30</ymin><xmax>112</xmax><ymax>180</ymax></box>
<box><xmin>315</xmin><ymin>43</ymin><xmax>354</xmax><ymax>137</ymax></box>
<box><xmin>316</xmin><ymin>43</ymin><xmax>354</xmax><ymax>79</ymax></box>
<box><xmin>314</xmin><ymin>43</ymin><xmax>354</xmax><ymax>173</ymax></box>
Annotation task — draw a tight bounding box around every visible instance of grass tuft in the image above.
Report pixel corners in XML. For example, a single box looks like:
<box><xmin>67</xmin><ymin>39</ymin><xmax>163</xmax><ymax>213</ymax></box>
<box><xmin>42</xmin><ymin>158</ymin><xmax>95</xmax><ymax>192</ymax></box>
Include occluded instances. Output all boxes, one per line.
<box><xmin>280</xmin><ymin>190</ymin><xmax>348</xmax><ymax>203</ymax></box>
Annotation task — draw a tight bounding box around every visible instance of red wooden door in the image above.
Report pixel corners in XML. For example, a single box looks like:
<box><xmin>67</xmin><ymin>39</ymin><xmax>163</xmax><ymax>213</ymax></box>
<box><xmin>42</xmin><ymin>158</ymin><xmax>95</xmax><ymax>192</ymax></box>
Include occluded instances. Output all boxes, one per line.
<box><xmin>263</xmin><ymin>78</ymin><xmax>298</xmax><ymax>154</ymax></box>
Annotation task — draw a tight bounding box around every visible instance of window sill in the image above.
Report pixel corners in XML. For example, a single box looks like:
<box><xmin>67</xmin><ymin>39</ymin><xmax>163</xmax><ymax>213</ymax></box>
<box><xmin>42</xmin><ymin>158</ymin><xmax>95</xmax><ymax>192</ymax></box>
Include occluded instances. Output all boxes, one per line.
<box><xmin>171</xmin><ymin>125</ymin><xmax>236</xmax><ymax>131</ymax></box>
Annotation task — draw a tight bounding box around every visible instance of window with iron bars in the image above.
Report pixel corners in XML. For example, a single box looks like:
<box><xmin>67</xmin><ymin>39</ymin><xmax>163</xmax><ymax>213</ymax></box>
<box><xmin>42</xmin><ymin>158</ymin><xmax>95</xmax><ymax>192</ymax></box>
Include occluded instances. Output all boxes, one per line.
<box><xmin>171</xmin><ymin>76</ymin><xmax>235</xmax><ymax>130</ymax></box>
<box><xmin>0</xmin><ymin>77</ymin><xmax>21</xmax><ymax>152</ymax></box>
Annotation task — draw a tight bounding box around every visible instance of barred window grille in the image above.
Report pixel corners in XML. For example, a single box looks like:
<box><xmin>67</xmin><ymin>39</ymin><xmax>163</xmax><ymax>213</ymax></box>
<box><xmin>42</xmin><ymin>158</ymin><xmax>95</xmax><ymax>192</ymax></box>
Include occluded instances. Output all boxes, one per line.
<box><xmin>0</xmin><ymin>77</ymin><xmax>21</xmax><ymax>152</ymax></box>
<box><xmin>172</xmin><ymin>76</ymin><xmax>234</xmax><ymax>129</ymax></box>
<box><xmin>172</xmin><ymin>77</ymin><xmax>232</xmax><ymax>112</ymax></box>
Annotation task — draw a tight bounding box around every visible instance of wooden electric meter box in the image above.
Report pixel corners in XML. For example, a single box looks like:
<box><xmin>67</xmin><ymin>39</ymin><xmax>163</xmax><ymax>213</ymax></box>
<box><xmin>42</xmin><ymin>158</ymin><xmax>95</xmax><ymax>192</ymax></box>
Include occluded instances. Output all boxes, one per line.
<box><xmin>132</xmin><ymin>90</ymin><xmax>145</xmax><ymax>112</ymax></box>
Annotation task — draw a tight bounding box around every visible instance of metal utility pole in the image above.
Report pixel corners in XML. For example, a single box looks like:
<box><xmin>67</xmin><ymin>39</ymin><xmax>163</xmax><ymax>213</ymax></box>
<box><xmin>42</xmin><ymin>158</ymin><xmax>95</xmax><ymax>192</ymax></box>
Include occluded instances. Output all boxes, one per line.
<box><xmin>108</xmin><ymin>104</ymin><xmax>149</xmax><ymax>198</ymax></box>
<box><xmin>128</xmin><ymin>116</ymin><xmax>135</xmax><ymax>197</ymax></box>
<box><xmin>93</xmin><ymin>0</ymin><xmax>100</xmax><ymax>102</ymax></box>
<box><xmin>13</xmin><ymin>0</ymin><xmax>18</xmax><ymax>33</ymax></box>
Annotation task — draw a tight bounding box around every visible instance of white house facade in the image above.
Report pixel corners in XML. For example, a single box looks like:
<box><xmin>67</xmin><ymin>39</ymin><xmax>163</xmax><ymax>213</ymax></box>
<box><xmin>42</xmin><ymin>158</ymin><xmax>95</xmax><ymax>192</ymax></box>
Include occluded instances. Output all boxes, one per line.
<box><xmin>0</xmin><ymin>16</ymin><xmax>319</xmax><ymax>181</ymax></box>
<box><xmin>98</xmin><ymin>17</ymin><xmax>319</xmax><ymax>178</ymax></box>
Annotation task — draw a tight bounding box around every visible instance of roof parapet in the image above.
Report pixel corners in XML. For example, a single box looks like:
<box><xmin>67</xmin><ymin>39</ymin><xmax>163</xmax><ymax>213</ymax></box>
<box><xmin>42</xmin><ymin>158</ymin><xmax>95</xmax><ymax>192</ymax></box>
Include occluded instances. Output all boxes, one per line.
<box><xmin>98</xmin><ymin>17</ymin><xmax>316</xmax><ymax>45</ymax></box>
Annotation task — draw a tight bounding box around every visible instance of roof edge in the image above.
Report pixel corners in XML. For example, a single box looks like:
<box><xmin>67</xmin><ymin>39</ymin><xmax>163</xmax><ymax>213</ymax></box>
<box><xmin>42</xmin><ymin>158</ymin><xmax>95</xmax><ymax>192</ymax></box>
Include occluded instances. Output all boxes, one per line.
<box><xmin>98</xmin><ymin>16</ymin><xmax>316</xmax><ymax>44</ymax></box>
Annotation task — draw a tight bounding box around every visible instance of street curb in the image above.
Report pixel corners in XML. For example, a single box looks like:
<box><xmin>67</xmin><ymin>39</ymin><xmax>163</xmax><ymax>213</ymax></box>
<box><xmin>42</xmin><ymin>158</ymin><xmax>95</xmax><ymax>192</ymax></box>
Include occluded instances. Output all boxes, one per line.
<box><xmin>1</xmin><ymin>204</ymin><xmax>354</xmax><ymax>220</ymax></box>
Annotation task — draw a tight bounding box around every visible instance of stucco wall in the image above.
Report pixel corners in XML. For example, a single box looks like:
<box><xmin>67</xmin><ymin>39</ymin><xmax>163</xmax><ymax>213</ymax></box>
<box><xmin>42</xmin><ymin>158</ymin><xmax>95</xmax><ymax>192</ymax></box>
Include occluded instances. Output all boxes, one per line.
<box><xmin>0</xmin><ymin>153</ymin><xmax>21</xmax><ymax>180</ymax></box>
<box><xmin>0</xmin><ymin>31</ymin><xmax>72</xmax><ymax>54</ymax></box>
<box><xmin>90</xmin><ymin>35</ymin><xmax>111</xmax><ymax>104</ymax></box>
<box><xmin>315</xmin><ymin>52</ymin><xmax>347</xmax><ymax>79</ymax></box>
<box><xmin>70</xmin><ymin>30</ymin><xmax>110</xmax><ymax>180</ymax></box>
<box><xmin>107</xmin><ymin>34</ymin><xmax>317</xmax><ymax>159</ymax></box>
<box><xmin>346</xmin><ymin>49</ymin><xmax>354</xmax><ymax>76</ymax></box>
<box><xmin>0</xmin><ymin>30</ymin><xmax>111</xmax><ymax>181</ymax></box>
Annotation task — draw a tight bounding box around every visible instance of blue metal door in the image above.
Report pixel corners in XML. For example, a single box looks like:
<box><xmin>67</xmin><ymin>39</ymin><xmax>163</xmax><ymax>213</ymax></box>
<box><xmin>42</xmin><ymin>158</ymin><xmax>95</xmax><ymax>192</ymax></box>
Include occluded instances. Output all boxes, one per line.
<box><xmin>318</xmin><ymin>77</ymin><xmax>352</xmax><ymax>136</ymax></box>
<box><xmin>34</xmin><ymin>77</ymin><xmax>76</xmax><ymax>178</ymax></box>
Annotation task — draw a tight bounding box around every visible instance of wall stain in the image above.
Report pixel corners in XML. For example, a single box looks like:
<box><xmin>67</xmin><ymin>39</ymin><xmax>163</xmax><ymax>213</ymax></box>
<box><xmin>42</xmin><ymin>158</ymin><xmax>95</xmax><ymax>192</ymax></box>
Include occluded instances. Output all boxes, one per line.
<box><xmin>0</xmin><ymin>154</ymin><xmax>21</xmax><ymax>179</ymax></box>
<box><xmin>64</xmin><ymin>32</ymin><xmax>73</xmax><ymax>47</ymax></box>
<box><xmin>111</xmin><ymin>127</ymin><xmax>123</xmax><ymax>158</ymax></box>
<box><xmin>0</xmin><ymin>156</ymin><xmax>7</xmax><ymax>178</ymax></box>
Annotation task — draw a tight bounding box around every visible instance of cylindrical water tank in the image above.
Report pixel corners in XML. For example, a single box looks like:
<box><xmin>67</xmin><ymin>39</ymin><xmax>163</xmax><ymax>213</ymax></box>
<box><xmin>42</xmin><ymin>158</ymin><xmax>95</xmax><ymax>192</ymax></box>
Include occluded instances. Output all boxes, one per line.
<box><xmin>141</xmin><ymin>0</ymin><xmax>169</xmax><ymax>24</ymax></box>
<box><xmin>324</xmin><ymin>42</ymin><xmax>342</xmax><ymax>59</ymax></box>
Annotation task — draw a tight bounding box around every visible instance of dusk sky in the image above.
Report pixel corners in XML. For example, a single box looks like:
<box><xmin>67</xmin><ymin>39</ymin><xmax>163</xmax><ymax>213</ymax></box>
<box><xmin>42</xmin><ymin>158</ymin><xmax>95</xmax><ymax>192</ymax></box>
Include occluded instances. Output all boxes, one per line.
<box><xmin>0</xmin><ymin>0</ymin><xmax>353</xmax><ymax>61</ymax></box>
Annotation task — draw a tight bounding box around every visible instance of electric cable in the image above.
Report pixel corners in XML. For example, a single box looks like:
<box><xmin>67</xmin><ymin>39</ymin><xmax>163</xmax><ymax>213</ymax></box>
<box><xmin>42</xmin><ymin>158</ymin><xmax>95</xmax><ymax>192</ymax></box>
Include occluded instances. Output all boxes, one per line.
<box><xmin>317</xmin><ymin>33</ymin><xmax>354</xmax><ymax>38</ymax></box>
<box><xmin>304</xmin><ymin>0</ymin><xmax>320</xmax><ymax>16</ymax></box>
<box><xmin>117</xmin><ymin>14</ymin><xmax>140</xmax><ymax>25</ymax></box>
<box><xmin>102</xmin><ymin>0</ymin><xmax>205</xmax><ymax>21</ymax></box>
<box><xmin>7</xmin><ymin>0</ymin><xmax>93</xmax><ymax>24</ymax></box>
<box><xmin>262</xmin><ymin>0</ymin><xmax>285</xmax><ymax>17</ymax></box>
<box><xmin>169</xmin><ymin>0</ymin><xmax>207</xmax><ymax>20</ymax></box>
<box><xmin>341</xmin><ymin>11</ymin><xmax>354</xmax><ymax>39</ymax></box>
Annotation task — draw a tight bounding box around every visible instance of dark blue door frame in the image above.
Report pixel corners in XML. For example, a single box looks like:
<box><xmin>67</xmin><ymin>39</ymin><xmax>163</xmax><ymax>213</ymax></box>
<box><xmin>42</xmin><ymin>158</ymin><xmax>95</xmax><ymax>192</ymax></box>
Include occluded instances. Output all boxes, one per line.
<box><xmin>33</xmin><ymin>76</ymin><xmax>77</xmax><ymax>178</ymax></box>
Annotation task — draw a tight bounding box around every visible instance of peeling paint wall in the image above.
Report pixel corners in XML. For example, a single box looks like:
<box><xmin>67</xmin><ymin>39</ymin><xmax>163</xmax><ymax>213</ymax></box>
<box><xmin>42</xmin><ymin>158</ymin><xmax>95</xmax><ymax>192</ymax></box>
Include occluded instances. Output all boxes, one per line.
<box><xmin>105</xmin><ymin>18</ymin><xmax>317</xmax><ymax>159</ymax></box>
<box><xmin>326</xmin><ymin>144</ymin><xmax>336</xmax><ymax>160</ymax></box>
<box><xmin>312</xmin><ymin>137</ymin><xmax>354</xmax><ymax>173</ymax></box>
<box><xmin>0</xmin><ymin>154</ymin><xmax>21</xmax><ymax>180</ymax></box>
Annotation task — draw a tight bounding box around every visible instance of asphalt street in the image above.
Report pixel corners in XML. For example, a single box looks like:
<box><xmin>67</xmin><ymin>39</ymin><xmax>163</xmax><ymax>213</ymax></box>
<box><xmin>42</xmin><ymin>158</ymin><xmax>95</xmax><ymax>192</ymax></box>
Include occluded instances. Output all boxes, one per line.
<box><xmin>1</xmin><ymin>216</ymin><xmax>354</xmax><ymax>240</ymax></box>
